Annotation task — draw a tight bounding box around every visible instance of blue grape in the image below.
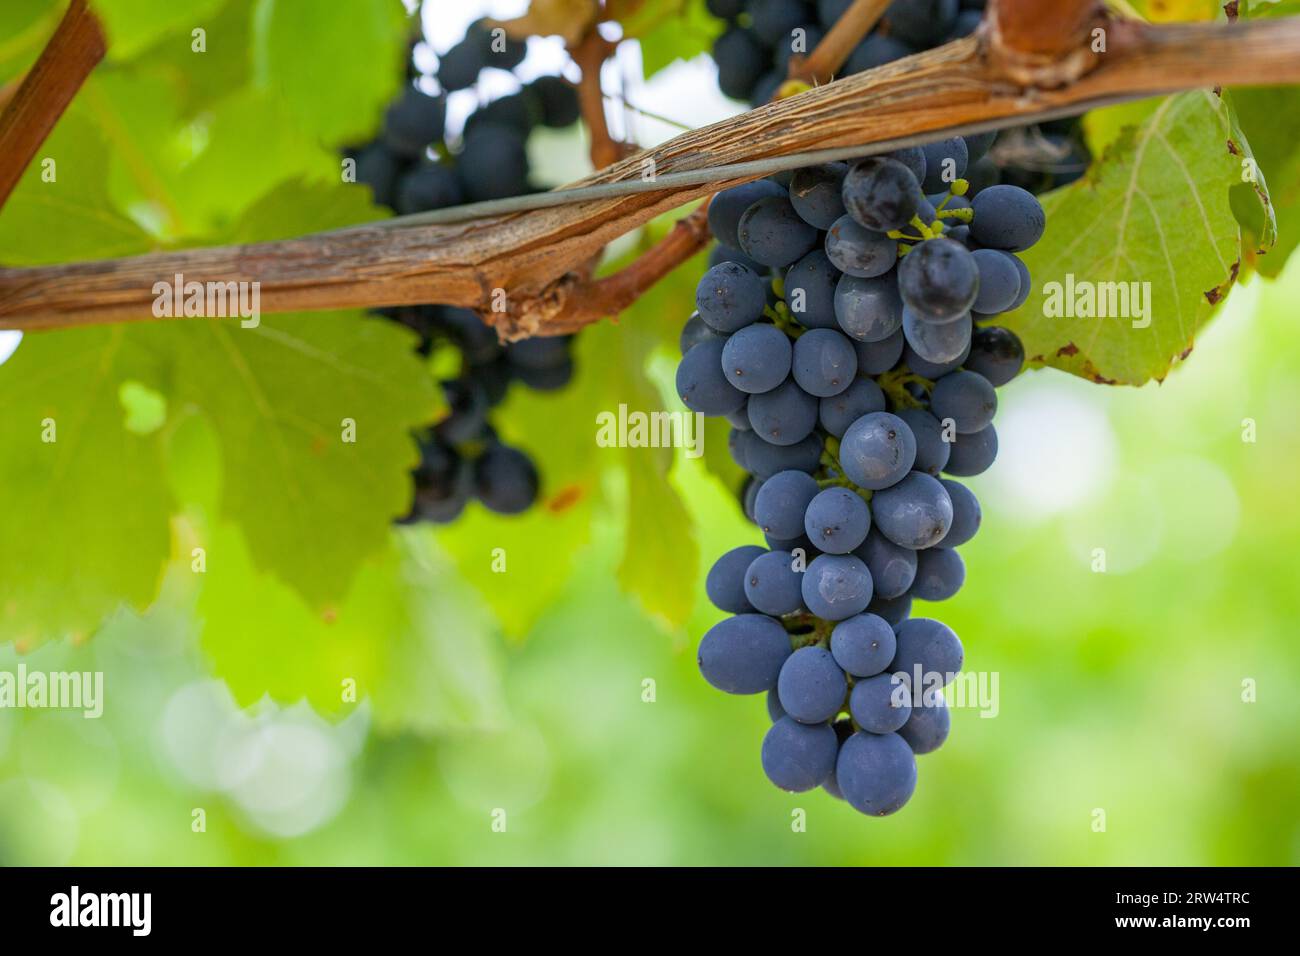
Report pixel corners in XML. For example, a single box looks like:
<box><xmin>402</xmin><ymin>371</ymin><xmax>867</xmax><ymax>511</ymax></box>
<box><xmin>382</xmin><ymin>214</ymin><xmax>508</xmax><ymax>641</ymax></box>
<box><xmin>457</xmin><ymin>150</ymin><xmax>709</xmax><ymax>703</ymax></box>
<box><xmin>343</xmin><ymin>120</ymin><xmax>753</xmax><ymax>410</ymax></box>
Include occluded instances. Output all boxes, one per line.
<box><xmin>825</xmin><ymin>215</ymin><xmax>898</xmax><ymax>278</ymax></box>
<box><xmin>803</xmin><ymin>486</ymin><xmax>872</xmax><ymax>554</ymax></box>
<box><xmin>764</xmin><ymin>531</ymin><xmax>818</xmax><ymax>557</ymax></box>
<box><xmin>919</xmin><ymin>136</ymin><xmax>968</xmax><ymax>192</ymax></box>
<box><xmin>883</xmin><ymin>146</ymin><xmax>927</xmax><ymax>184</ymax></box>
<box><xmin>801</xmin><ymin>553</ymin><xmax>874</xmax><ymax>621</ymax></box>
<box><xmin>930</xmin><ymin>369</ymin><xmax>997</xmax><ymax>434</ymax></box>
<box><xmin>744</xmin><ymin>431</ymin><xmax>824</xmax><ymax>479</ymax></box>
<box><xmin>830</xmin><ymin>612</ymin><xmax>897</xmax><ymax>677</ymax></box>
<box><xmin>677</xmin><ymin>338</ymin><xmax>747</xmax><ymax>415</ymax></box>
<box><xmin>892</xmin><ymin>617</ymin><xmax>963</xmax><ymax>685</ymax></box>
<box><xmin>853</xmin><ymin>528</ymin><xmax>917</xmax><ymax>599</ymax></box>
<box><xmin>789</xmin><ymin>163</ymin><xmax>849</xmax><ymax>229</ymax></box>
<box><xmin>747</xmin><ymin>377</ymin><xmax>819</xmax><ymax>445</ymax></box>
<box><xmin>727</xmin><ymin>403</ymin><xmax>752</xmax><ymax>431</ymax></box>
<box><xmin>849</xmin><ymin>673</ymin><xmax>913</xmax><ymax>734</ymax></box>
<box><xmin>777</xmin><ymin>646</ymin><xmax>848</xmax><ymax>723</ymax></box>
<box><xmin>965</xmin><ymin>325</ymin><xmax>1024</xmax><ymax>386</ymax></box>
<box><xmin>697</xmin><ymin>613</ymin><xmax>793</xmax><ymax>694</ymax></box>
<box><xmin>970</xmin><ymin>248</ymin><xmax>1023</xmax><ymax>314</ymax></box>
<box><xmin>970</xmin><ymin>184</ymin><xmax>1046</xmax><ymax>251</ymax></box>
<box><xmin>839</xmin><ymin>411</ymin><xmax>917</xmax><ymax>490</ymax></box>
<box><xmin>943</xmin><ymin>423</ymin><xmax>997</xmax><ymax>477</ymax></box>
<box><xmin>852</xmin><ymin>328</ymin><xmax>906</xmax><ymax>375</ymax></box>
<box><xmin>836</xmin><ymin>731</ymin><xmax>918</xmax><ymax>816</ymax></box>
<box><xmin>792</xmin><ymin>328</ymin><xmax>858</xmax><ymax>398</ymax></box>
<box><xmin>903</xmin><ymin>332</ymin><xmax>970</xmax><ymax>378</ymax></box>
<box><xmin>739</xmin><ymin>195</ymin><xmax>820</xmax><ymax>267</ymax></box>
<box><xmin>754</xmin><ymin>469</ymin><xmax>821</xmax><ymax>538</ymax></box>
<box><xmin>938</xmin><ymin>478</ymin><xmax>981</xmax><ymax>547</ymax></box>
<box><xmin>706</xmin><ymin>544</ymin><xmax>766</xmax><ymax>613</ymax></box>
<box><xmin>845</xmin><ymin>33</ymin><xmax>913</xmax><ymax>73</ymax></box>
<box><xmin>696</xmin><ymin>261</ymin><xmax>768</xmax><ymax>332</ymax></box>
<box><xmin>910</xmin><ymin>547</ymin><xmax>965</xmax><ymax>601</ymax></box>
<box><xmin>784</xmin><ymin>250</ymin><xmax>842</xmax><ymax>329</ymax></box>
<box><xmin>898</xmin><ymin>238</ymin><xmax>979</xmax><ymax>322</ymax></box>
<box><xmin>766</xmin><ymin>687</ymin><xmax>786</xmax><ymax>722</ymax></box>
<box><xmin>902</xmin><ymin>307</ymin><xmax>972</xmax><ymax>364</ymax></box>
<box><xmin>744</xmin><ymin>549</ymin><xmax>806</xmax><ymax>616</ymax></box>
<box><xmin>743</xmin><ymin>477</ymin><xmax>762</xmax><ymax>521</ymax></box>
<box><xmin>722</xmin><ymin>323</ymin><xmax>793</xmax><ymax>394</ymax></box>
<box><xmin>842</xmin><ymin>157</ymin><xmax>924</xmax><ymax>232</ymax></box>
<box><xmin>821</xmin><ymin>718</ymin><xmax>854</xmax><ymax>799</ymax></box>
<box><xmin>729</xmin><ymin>427</ymin><xmax>749</xmax><ymax>471</ymax></box>
<box><xmin>871</xmin><ymin>471</ymin><xmax>953</xmax><ymax>549</ymax></box>
<box><xmin>819</xmin><ymin>377</ymin><xmax>886</xmax><ymax>438</ymax></box>
<box><xmin>708</xmin><ymin>179</ymin><xmax>786</xmax><ymax>247</ymax></box>
<box><xmin>1007</xmin><ymin>253</ymin><xmax>1032</xmax><ymax>310</ymax></box>
<box><xmin>749</xmin><ymin>0</ymin><xmax>809</xmax><ymax>44</ymax></box>
<box><xmin>709</xmin><ymin>241</ymin><xmax>766</xmax><ymax>275</ymax></box>
<box><xmin>761</xmin><ymin>716</ymin><xmax>838</xmax><ymax>791</ymax></box>
<box><xmin>868</xmin><ymin>591</ymin><xmax>912</xmax><ymax>628</ymax></box>
<box><xmin>895</xmin><ymin>407</ymin><xmax>951</xmax><ymax>477</ymax></box>
<box><xmin>474</xmin><ymin>444</ymin><xmax>539</xmax><ymax>514</ymax></box>
<box><xmin>713</xmin><ymin>26</ymin><xmax>768</xmax><ymax>100</ymax></box>
<box><xmin>834</xmin><ymin>273</ymin><xmax>904</xmax><ymax>343</ymax></box>
<box><xmin>963</xmin><ymin>130</ymin><xmax>997</xmax><ymax>162</ymax></box>
<box><xmin>897</xmin><ymin>691</ymin><xmax>951</xmax><ymax>754</ymax></box>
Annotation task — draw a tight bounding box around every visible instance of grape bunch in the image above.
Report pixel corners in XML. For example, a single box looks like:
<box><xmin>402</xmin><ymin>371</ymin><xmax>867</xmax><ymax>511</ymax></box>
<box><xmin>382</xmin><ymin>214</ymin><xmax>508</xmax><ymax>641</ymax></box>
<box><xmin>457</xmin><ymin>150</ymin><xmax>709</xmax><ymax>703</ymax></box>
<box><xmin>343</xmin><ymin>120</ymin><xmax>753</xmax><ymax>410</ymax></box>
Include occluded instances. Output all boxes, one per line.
<box><xmin>344</xmin><ymin>20</ymin><xmax>582</xmax><ymax>523</ymax></box>
<box><xmin>708</xmin><ymin>0</ymin><xmax>985</xmax><ymax>106</ymax></box>
<box><xmin>684</xmin><ymin>133</ymin><xmax>1039</xmax><ymax>816</ymax></box>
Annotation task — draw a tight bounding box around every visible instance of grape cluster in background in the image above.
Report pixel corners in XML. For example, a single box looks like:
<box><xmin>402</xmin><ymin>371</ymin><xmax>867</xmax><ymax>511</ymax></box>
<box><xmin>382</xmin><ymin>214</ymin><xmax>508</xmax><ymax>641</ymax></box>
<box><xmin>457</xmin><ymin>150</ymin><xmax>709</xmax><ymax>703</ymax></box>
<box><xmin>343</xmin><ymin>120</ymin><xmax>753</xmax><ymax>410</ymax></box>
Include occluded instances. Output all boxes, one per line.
<box><xmin>345</xmin><ymin>19</ymin><xmax>582</xmax><ymax>524</ymax></box>
<box><xmin>684</xmin><ymin>132</ymin><xmax>1041</xmax><ymax>816</ymax></box>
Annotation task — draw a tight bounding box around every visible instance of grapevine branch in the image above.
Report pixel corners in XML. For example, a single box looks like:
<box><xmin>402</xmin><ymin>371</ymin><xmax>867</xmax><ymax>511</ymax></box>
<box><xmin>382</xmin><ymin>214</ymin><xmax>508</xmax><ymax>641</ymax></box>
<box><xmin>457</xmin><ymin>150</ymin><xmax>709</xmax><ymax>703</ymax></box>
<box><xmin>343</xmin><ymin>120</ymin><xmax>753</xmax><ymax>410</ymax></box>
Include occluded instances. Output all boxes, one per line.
<box><xmin>0</xmin><ymin>0</ymin><xmax>106</xmax><ymax>210</ymax></box>
<box><xmin>4</xmin><ymin>9</ymin><xmax>1300</xmax><ymax>337</ymax></box>
<box><xmin>571</xmin><ymin>28</ymin><xmax>628</xmax><ymax>169</ymax></box>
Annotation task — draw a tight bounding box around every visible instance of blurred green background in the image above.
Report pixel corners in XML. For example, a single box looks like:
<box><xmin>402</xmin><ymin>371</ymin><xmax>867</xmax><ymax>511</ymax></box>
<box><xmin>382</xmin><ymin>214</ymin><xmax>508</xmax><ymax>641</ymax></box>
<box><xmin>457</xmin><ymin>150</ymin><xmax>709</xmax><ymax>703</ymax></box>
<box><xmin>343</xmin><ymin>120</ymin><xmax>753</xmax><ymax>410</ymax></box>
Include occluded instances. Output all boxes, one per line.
<box><xmin>1</xmin><ymin>0</ymin><xmax>1298</xmax><ymax>866</ymax></box>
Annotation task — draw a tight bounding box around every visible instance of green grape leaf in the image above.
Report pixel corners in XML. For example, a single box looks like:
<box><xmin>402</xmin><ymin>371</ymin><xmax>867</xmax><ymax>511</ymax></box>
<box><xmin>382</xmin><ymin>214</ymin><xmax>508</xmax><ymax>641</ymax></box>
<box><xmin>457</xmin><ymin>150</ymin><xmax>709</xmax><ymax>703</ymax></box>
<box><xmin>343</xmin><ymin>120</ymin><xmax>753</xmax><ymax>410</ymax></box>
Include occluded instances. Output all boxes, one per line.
<box><xmin>0</xmin><ymin>0</ymin><xmax>59</xmax><ymax>85</ymax></box>
<box><xmin>631</xmin><ymin>0</ymin><xmax>719</xmax><ymax>80</ymax></box>
<box><xmin>196</xmin><ymin>524</ymin><xmax>507</xmax><ymax>733</ymax></box>
<box><xmin>91</xmin><ymin>0</ymin><xmax>229</xmax><ymax>61</ymax></box>
<box><xmin>1225</xmin><ymin>85</ymin><xmax>1300</xmax><ymax>277</ymax></box>
<box><xmin>251</xmin><ymin>0</ymin><xmax>409</xmax><ymax>147</ymax></box>
<box><xmin>128</xmin><ymin>0</ymin><xmax>255</xmax><ymax>118</ymax></box>
<box><xmin>1001</xmin><ymin>91</ymin><xmax>1263</xmax><ymax>386</ymax></box>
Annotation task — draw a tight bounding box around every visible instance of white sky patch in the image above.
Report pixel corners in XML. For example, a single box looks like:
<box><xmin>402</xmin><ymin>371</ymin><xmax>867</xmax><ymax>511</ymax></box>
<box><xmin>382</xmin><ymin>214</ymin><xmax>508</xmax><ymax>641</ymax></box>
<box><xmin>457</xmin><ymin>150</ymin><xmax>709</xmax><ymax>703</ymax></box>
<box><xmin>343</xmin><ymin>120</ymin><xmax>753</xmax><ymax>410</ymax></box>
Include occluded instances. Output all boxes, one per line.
<box><xmin>0</xmin><ymin>331</ymin><xmax>21</xmax><ymax>368</ymax></box>
<box><xmin>983</xmin><ymin>374</ymin><xmax>1119</xmax><ymax>522</ymax></box>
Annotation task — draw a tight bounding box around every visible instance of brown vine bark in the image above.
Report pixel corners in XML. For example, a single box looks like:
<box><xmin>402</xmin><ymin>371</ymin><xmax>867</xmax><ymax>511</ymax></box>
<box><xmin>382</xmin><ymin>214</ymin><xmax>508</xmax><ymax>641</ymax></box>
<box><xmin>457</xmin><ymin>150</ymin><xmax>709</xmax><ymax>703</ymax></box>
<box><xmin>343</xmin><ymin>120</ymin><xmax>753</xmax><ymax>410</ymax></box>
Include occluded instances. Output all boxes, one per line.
<box><xmin>0</xmin><ymin>0</ymin><xmax>106</xmax><ymax>210</ymax></box>
<box><xmin>3</xmin><ymin>10</ymin><xmax>1300</xmax><ymax>337</ymax></box>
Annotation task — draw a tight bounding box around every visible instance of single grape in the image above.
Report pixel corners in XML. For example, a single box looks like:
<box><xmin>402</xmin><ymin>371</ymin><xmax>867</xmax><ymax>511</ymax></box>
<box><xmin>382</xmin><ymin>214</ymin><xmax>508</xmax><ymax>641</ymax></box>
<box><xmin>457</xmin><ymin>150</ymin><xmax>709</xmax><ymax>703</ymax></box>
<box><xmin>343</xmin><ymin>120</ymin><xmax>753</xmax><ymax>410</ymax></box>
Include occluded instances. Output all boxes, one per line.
<box><xmin>761</xmin><ymin>717</ymin><xmax>838</xmax><ymax>791</ymax></box>
<box><xmin>436</xmin><ymin>378</ymin><xmax>489</xmax><ymax>443</ymax></box>
<box><xmin>789</xmin><ymin>163</ymin><xmax>849</xmax><ymax>230</ymax></box>
<box><xmin>698</xmin><ymin>613</ymin><xmax>793</xmax><ymax>694</ymax></box>
<box><xmin>836</xmin><ymin>731</ymin><xmax>918</xmax><ymax>816</ymax></box>
<box><xmin>438</xmin><ymin>33</ymin><xmax>490</xmax><ymax>91</ymax></box>
<box><xmin>766</xmin><ymin>687</ymin><xmax>786</xmax><ymax>722</ymax></box>
<box><xmin>706</xmin><ymin>544</ymin><xmax>767</xmax><ymax>612</ymax></box>
<box><xmin>903</xmin><ymin>333</ymin><xmax>970</xmax><ymax>378</ymax></box>
<box><xmin>679</xmin><ymin>312</ymin><xmax>724</xmax><ymax>355</ymax></box>
<box><xmin>473</xmin><ymin>443</ymin><xmax>539</xmax><ymax>514</ymax></box>
<box><xmin>739</xmin><ymin>195</ymin><xmax>821</xmax><ymax>267</ymax></box>
<box><xmin>911</xmin><ymin>547</ymin><xmax>965</xmax><ymax>601</ymax></box>
<box><xmin>747</xmin><ymin>377</ymin><xmax>820</xmax><ymax>446</ymax></box>
<box><xmin>394</xmin><ymin>162</ymin><xmax>462</xmax><ymax>214</ymax></box>
<box><xmin>676</xmin><ymin>338</ymin><xmax>747</xmax><ymax>415</ymax></box>
<box><xmin>850</xmin><ymin>673</ymin><xmax>913</xmax><ymax>734</ymax></box>
<box><xmin>708</xmin><ymin>241</ymin><xmax>765</xmax><ymax>274</ymax></box>
<box><xmin>871</xmin><ymin>471</ymin><xmax>953</xmax><ymax>549</ymax></box>
<box><xmin>839</xmin><ymin>411</ymin><xmax>917</xmax><ymax>490</ymax></box>
<box><xmin>353</xmin><ymin>143</ymin><xmax>400</xmax><ymax>207</ymax></box>
<box><xmin>456</xmin><ymin>124</ymin><xmax>530</xmax><ymax>201</ymax></box>
<box><xmin>892</xmin><ymin>617</ymin><xmax>964</xmax><ymax>686</ymax></box>
<box><xmin>845</xmin><ymin>33</ymin><xmax>913</xmax><ymax>73</ymax></box>
<box><xmin>963</xmin><ymin>130</ymin><xmax>998</xmax><ymax>162</ymax></box>
<box><xmin>825</xmin><ymin>215</ymin><xmax>898</xmax><ymax>278</ymax></box>
<box><xmin>898</xmin><ymin>692</ymin><xmax>951</xmax><ymax>754</ymax></box>
<box><xmin>819</xmin><ymin>377</ymin><xmax>886</xmax><ymax>438</ymax></box>
<box><xmin>965</xmin><ymin>325</ymin><xmax>1024</xmax><ymax>386</ymax></box>
<box><xmin>728</xmin><ymin>427</ymin><xmax>749</xmax><ymax>470</ymax></box>
<box><xmin>868</xmin><ymin>591</ymin><xmax>913</xmax><ymax>628</ymax></box>
<box><xmin>852</xmin><ymin>528</ymin><xmax>917</xmax><ymax>600</ymax></box>
<box><xmin>942</xmin><ymin>423</ymin><xmax>998</xmax><ymax>477</ymax></box>
<box><xmin>970</xmin><ymin>248</ymin><xmax>1023</xmax><ymax>314</ymax></box>
<box><xmin>713</xmin><ymin>26</ymin><xmax>768</xmax><ymax>100</ymax></box>
<box><xmin>708</xmin><ymin>178</ymin><xmax>787</xmax><ymax>248</ymax></box>
<box><xmin>409</xmin><ymin>439</ymin><xmax>472</xmax><ymax>523</ymax></box>
<box><xmin>970</xmin><ymin>184</ymin><xmax>1046</xmax><ymax>251</ymax></box>
<box><xmin>903</xmin><ymin>307</ymin><xmax>972</xmax><ymax>364</ymax></box>
<box><xmin>898</xmin><ymin>238</ymin><xmax>979</xmax><ymax>322</ymax></box>
<box><xmin>777</xmin><ymin>646</ymin><xmax>849</xmax><ymax>724</ymax></box>
<box><xmin>743</xmin><ymin>476</ymin><xmax>762</xmax><ymax>522</ymax></box>
<box><xmin>938</xmin><ymin>479</ymin><xmax>981</xmax><ymax>547</ymax></box>
<box><xmin>801</xmin><ymin>553</ymin><xmax>874</xmax><ymax>621</ymax></box>
<box><xmin>1008</xmin><ymin>253</ymin><xmax>1033</xmax><ymax>309</ymax></box>
<box><xmin>744</xmin><ymin>431</ymin><xmax>824</xmax><ymax>479</ymax></box>
<box><xmin>792</xmin><ymin>328</ymin><xmax>858</xmax><ymax>398</ymax></box>
<box><xmin>744</xmin><ymin>549</ymin><xmax>807</xmax><ymax>616</ymax></box>
<box><xmin>834</xmin><ymin>273</ymin><xmax>905</xmax><ymax>343</ymax></box>
<box><xmin>804</xmin><ymin>486</ymin><xmax>872</xmax><ymax>554</ymax></box>
<box><xmin>883</xmin><ymin>146</ymin><xmax>927</xmax><ymax>184</ymax></box>
<box><xmin>722</xmin><ymin>323</ymin><xmax>794</xmax><ymax>394</ymax></box>
<box><xmin>895</xmin><ymin>408</ymin><xmax>951</xmax><ymax>477</ymax></box>
<box><xmin>852</xmin><ymin>328</ymin><xmax>906</xmax><ymax>375</ymax></box>
<box><xmin>784</xmin><ymin>250</ymin><xmax>842</xmax><ymax>329</ymax></box>
<box><xmin>930</xmin><ymin>369</ymin><xmax>997</xmax><ymax>434</ymax></box>
<box><xmin>696</xmin><ymin>261</ymin><xmax>768</xmax><ymax>333</ymax></box>
<box><xmin>506</xmin><ymin>335</ymin><xmax>570</xmax><ymax>370</ymax></box>
<box><xmin>754</xmin><ymin>469</ymin><xmax>821</xmax><ymax>539</ymax></box>
<box><xmin>529</xmin><ymin>75</ymin><xmax>580</xmax><ymax>128</ymax></box>
<box><xmin>830</xmin><ymin>612</ymin><xmax>897</xmax><ymax>677</ymax></box>
<box><xmin>919</xmin><ymin>135</ymin><xmax>969</xmax><ymax>192</ymax></box>
<box><xmin>383</xmin><ymin>86</ymin><xmax>446</xmax><ymax>158</ymax></box>
<box><xmin>842</xmin><ymin>157</ymin><xmax>924</xmax><ymax>233</ymax></box>
<box><xmin>749</xmin><ymin>0</ymin><xmax>810</xmax><ymax>44</ymax></box>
